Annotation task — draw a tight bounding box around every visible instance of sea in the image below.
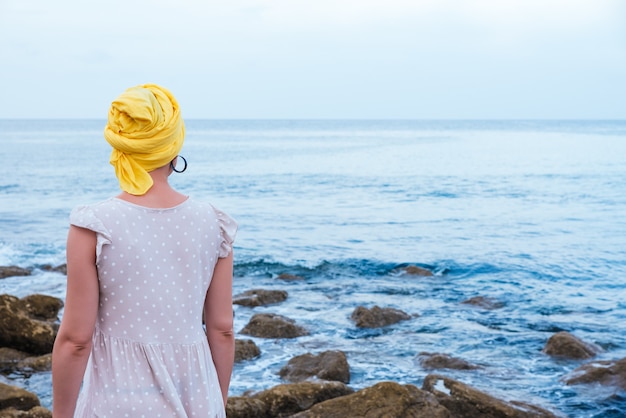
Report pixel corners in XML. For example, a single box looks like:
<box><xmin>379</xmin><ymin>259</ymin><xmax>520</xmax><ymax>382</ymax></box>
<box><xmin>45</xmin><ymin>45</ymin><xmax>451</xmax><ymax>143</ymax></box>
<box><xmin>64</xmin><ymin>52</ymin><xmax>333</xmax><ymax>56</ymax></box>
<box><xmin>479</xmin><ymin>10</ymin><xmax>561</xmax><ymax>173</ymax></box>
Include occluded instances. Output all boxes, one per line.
<box><xmin>1</xmin><ymin>119</ymin><xmax>625</xmax><ymax>417</ymax></box>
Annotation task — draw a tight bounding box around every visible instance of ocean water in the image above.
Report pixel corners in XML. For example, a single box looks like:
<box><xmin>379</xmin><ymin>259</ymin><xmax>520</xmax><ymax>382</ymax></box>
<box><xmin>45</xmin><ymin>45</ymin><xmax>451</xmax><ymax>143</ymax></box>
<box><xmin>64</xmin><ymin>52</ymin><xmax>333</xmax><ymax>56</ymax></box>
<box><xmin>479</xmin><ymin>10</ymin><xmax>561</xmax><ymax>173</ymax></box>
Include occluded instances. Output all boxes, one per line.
<box><xmin>1</xmin><ymin>119</ymin><xmax>625</xmax><ymax>417</ymax></box>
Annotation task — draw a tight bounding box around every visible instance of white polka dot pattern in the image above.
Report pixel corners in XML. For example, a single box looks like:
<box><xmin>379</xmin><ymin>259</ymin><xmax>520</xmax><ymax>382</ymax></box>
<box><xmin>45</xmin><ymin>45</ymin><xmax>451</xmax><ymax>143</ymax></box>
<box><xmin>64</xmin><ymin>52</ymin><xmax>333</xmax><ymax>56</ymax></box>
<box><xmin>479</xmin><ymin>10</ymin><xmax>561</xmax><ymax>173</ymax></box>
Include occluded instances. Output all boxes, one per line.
<box><xmin>68</xmin><ymin>197</ymin><xmax>236</xmax><ymax>417</ymax></box>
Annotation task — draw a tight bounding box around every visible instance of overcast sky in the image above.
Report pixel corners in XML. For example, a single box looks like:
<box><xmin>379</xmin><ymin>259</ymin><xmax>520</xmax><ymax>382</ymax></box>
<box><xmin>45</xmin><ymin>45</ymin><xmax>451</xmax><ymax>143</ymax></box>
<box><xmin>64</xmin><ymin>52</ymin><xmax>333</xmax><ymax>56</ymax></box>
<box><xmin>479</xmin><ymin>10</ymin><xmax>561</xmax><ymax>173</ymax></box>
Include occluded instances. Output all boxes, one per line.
<box><xmin>1</xmin><ymin>0</ymin><xmax>625</xmax><ymax>119</ymax></box>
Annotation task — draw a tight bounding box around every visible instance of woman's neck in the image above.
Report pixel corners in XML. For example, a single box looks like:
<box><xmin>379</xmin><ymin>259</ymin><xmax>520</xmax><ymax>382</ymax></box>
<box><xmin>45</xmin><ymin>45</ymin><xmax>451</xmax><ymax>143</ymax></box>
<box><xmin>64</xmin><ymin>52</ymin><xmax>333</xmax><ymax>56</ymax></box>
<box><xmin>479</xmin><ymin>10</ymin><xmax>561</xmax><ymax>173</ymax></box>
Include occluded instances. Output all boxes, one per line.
<box><xmin>116</xmin><ymin>166</ymin><xmax>188</xmax><ymax>208</ymax></box>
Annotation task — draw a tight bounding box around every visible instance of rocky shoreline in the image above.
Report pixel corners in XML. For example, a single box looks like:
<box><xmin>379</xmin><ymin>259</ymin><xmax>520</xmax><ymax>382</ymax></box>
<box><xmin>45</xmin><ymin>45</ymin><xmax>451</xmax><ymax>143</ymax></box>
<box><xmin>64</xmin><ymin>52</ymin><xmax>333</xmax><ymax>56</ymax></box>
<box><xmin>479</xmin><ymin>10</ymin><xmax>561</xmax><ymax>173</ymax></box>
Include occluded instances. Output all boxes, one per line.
<box><xmin>1</xmin><ymin>264</ymin><xmax>625</xmax><ymax>417</ymax></box>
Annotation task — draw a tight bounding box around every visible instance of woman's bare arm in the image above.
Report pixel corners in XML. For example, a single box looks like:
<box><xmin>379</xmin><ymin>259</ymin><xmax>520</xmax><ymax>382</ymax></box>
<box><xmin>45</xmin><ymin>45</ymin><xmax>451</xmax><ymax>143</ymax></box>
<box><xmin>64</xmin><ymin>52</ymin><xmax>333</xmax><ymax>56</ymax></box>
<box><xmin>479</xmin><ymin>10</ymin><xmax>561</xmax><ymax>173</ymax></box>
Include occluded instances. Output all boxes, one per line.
<box><xmin>52</xmin><ymin>225</ymin><xmax>99</xmax><ymax>418</ymax></box>
<box><xmin>204</xmin><ymin>250</ymin><xmax>235</xmax><ymax>406</ymax></box>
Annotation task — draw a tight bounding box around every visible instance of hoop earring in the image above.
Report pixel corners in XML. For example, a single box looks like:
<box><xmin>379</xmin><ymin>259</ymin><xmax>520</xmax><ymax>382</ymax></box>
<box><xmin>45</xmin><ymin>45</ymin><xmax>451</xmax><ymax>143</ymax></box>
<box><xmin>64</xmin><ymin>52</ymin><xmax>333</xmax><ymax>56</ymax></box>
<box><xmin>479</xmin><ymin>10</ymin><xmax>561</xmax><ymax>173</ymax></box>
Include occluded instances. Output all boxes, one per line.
<box><xmin>170</xmin><ymin>155</ymin><xmax>187</xmax><ymax>173</ymax></box>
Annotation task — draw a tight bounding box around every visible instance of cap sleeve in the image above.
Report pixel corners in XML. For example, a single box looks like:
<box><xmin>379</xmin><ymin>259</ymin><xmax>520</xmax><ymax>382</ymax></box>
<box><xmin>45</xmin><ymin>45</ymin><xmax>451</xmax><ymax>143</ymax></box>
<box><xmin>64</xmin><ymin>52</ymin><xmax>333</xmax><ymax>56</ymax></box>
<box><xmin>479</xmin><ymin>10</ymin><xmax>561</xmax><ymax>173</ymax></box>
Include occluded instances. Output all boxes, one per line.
<box><xmin>69</xmin><ymin>205</ymin><xmax>112</xmax><ymax>262</ymax></box>
<box><xmin>212</xmin><ymin>206</ymin><xmax>237</xmax><ymax>258</ymax></box>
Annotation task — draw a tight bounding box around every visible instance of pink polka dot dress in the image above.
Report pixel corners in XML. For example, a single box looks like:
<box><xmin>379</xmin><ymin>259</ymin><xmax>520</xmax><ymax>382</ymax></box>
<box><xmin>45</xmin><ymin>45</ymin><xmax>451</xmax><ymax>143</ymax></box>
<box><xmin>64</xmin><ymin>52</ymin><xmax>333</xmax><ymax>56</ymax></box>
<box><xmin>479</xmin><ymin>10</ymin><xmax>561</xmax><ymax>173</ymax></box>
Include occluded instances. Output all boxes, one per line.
<box><xmin>69</xmin><ymin>197</ymin><xmax>237</xmax><ymax>418</ymax></box>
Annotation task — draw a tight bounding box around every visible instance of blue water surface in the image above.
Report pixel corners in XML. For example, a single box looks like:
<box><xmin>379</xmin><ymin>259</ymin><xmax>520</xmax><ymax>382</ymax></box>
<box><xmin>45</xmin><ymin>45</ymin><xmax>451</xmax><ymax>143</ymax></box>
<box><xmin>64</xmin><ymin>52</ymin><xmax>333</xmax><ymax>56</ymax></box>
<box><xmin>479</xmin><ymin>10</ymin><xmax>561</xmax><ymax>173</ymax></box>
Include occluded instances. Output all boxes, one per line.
<box><xmin>1</xmin><ymin>119</ymin><xmax>625</xmax><ymax>417</ymax></box>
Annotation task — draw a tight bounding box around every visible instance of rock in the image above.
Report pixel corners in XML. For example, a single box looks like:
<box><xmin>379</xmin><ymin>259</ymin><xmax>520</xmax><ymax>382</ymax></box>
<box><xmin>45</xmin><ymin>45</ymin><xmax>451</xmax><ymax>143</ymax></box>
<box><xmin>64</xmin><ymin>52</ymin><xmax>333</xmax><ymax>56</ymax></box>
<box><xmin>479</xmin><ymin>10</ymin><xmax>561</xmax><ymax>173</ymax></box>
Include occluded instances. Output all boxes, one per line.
<box><xmin>0</xmin><ymin>348</ymin><xmax>51</xmax><ymax>374</ymax></box>
<box><xmin>0</xmin><ymin>348</ymin><xmax>30</xmax><ymax>374</ymax></box>
<box><xmin>279</xmin><ymin>350</ymin><xmax>350</xmax><ymax>383</ymax></box>
<box><xmin>0</xmin><ymin>266</ymin><xmax>31</xmax><ymax>280</ymax></box>
<box><xmin>418</xmin><ymin>352</ymin><xmax>480</xmax><ymax>370</ymax></box>
<box><xmin>240</xmin><ymin>313</ymin><xmax>309</xmax><ymax>339</ymax></box>
<box><xmin>276</xmin><ymin>273</ymin><xmax>305</xmax><ymax>281</ymax></box>
<box><xmin>0</xmin><ymin>406</ymin><xmax>52</xmax><ymax>418</ymax></box>
<box><xmin>0</xmin><ymin>383</ymin><xmax>46</xmax><ymax>415</ymax></box>
<box><xmin>19</xmin><ymin>294</ymin><xmax>64</xmax><ymax>321</ymax></box>
<box><xmin>40</xmin><ymin>264</ymin><xmax>67</xmax><ymax>275</ymax></box>
<box><xmin>403</xmin><ymin>265</ymin><xmax>434</xmax><ymax>276</ymax></box>
<box><xmin>563</xmin><ymin>357</ymin><xmax>626</xmax><ymax>390</ymax></box>
<box><xmin>351</xmin><ymin>305</ymin><xmax>411</xmax><ymax>328</ymax></box>
<box><xmin>253</xmin><ymin>381</ymin><xmax>353</xmax><ymax>418</ymax></box>
<box><xmin>235</xmin><ymin>339</ymin><xmax>261</xmax><ymax>363</ymax></box>
<box><xmin>461</xmin><ymin>296</ymin><xmax>504</xmax><ymax>310</ymax></box>
<box><xmin>17</xmin><ymin>354</ymin><xmax>53</xmax><ymax>373</ymax></box>
<box><xmin>233</xmin><ymin>289</ymin><xmax>288</xmax><ymax>307</ymax></box>
<box><xmin>0</xmin><ymin>295</ymin><xmax>58</xmax><ymax>355</ymax></box>
<box><xmin>290</xmin><ymin>381</ymin><xmax>451</xmax><ymax>418</ymax></box>
<box><xmin>226</xmin><ymin>396</ymin><xmax>267</xmax><ymax>418</ymax></box>
<box><xmin>2</xmin><ymin>407</ymin><xmax>50</xmax><ymax>417</ymax></box>
<box><xmin>422</xmin><ymin>374</ymin><xmax>559</xmax><ymax>418</ymax></box>
<box><xmin>543</xmin><ymin>331</ymin><xmax>601</xmax><ymax>360</ymax></box>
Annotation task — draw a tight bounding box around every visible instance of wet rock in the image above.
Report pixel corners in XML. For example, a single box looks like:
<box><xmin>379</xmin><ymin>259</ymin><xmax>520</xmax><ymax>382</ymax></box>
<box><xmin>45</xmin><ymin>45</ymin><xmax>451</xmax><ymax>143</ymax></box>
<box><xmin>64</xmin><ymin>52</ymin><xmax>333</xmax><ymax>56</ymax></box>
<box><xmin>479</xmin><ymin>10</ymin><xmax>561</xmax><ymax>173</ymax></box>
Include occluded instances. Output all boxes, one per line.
<box><xmin>418</xmin><ymin>352</ymin><xmax>481</xmax><ymax>370</ymax></box>
<box><xmin>563</xmin><ymin>357</ymin><xmax>626</xmax><ymax>390</ymax></box>
<box><xmin>279</xmin><ymin>350</ymin><xmax>350</xmax><ymax>383</ymax></box>
<box><xmin>0</xmin><ymin>348</ymin><xmax>29</xmax><ymax>373</ymax></box>
<box><xmin>17</xmin><ymin>354</ymin><xmax>52</xmax><ymax>373</ymax></box>
<box><xmin>40</xmin><ymin>264</ymin><xmax>67</xmax><ymax>275</ymax></box>
<box><xmin>0</xmin><ymin>406</ymin><xmax>52</xmax><ymax>417</ymax></box>
<box><xmin>19</xmin><ymin>294</ymin><xmax>64</xmax><ymax>321</ymax></box>
<box><xmin>0</xmin><ymin>383</ymin><xmax>51</xmax><ymax>417</ymax></box>
<box><xmin>0</xmin><ymin>295</ymin><xmax>58</xmax><ymax>355</ymax></box>
<box><xmin>351</xmin><ymin>305</ymin><xmax>411</xmax><ymax>328</ymax></box>
<box><xmin>254</xmin><ymin>381</ymin><xmax>353</xmax><ymax>418</ymax></box>
<box><xmin>226</xmin><ymin>396</ymin><xmax>267</xmax><ymax>418</ymax></box>
<box><xmin>276</xmin><ymin>273</ymin><xmax>305</xmax><ymax>281</ymax></box>
<box><xmin>461</xmin><ymin>296</ymin><xmax>504</xmax><ymax>310</ymax></box>
<box><xmin>422</xmin><ymin>374</ymin><xmax>559</xmax><ymax>418</ymax></box>
<box><xmin>0</xmin><ymin>348</ymin><xmax>51</xmax><ymax>374</ymax></box>
<box><xmin>290</xmin><ymin>381</ymin><xmax>451</xmax><ymax>418</ymax></box>
<box><xmin>235</xmin><ymin>339</ymin><xmax>261</xmax><ymax>363</ymax></box>
<box><xmin>227</xmin><ymin>381</ymin><xmax>353</xmax><ymax>418</ymax></box>
<box><xmin>0</xmin><ymin>266</ymin><xmax>31</xmax><ymax>280</ymax></box>
<box><xmin>240</xmin><ymin>313</ymin><xmax>309</xmax><ymax>339</ymax></box>
<box><xmin>403</xmin><ymin>265</ymin><xmax>434</xmax><ymax>276</ymax></box>
<box><xmin>233</xmin><ymin>289</ymin><xmax>288</xmax><ymax>307</ymax></box>
<box><xmin>543</xmin><ymin>331</ymin><xmax>601</xmax><ymax>360</ymax></box>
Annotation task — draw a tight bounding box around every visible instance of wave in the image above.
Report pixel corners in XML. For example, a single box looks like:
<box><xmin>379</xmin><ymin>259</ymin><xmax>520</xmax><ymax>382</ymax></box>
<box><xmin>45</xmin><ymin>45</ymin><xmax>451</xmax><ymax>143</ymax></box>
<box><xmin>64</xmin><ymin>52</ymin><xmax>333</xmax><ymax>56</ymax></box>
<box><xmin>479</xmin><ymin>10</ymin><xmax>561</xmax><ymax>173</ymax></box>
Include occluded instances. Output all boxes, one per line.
<box><xmin>232</xmin><ymin>257</ymin><xmax>493</xmax><ymax>281</ymax></box>
<box><xmin>0</xmin><ymin>184</ymin><xmax>20</xmax><ymax>193</ymax></box>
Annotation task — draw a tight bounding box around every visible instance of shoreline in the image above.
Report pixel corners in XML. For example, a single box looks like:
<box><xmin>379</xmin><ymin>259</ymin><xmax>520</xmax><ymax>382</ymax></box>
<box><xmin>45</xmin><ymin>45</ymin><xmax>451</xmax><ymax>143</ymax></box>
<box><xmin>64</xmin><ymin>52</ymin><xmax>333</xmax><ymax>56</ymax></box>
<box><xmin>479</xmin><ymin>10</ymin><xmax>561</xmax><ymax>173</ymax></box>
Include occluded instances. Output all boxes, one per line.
<box><xmin>2</xmin><ymin>264</ymin><xmax>626</xmax><ymax>416</ymax></box>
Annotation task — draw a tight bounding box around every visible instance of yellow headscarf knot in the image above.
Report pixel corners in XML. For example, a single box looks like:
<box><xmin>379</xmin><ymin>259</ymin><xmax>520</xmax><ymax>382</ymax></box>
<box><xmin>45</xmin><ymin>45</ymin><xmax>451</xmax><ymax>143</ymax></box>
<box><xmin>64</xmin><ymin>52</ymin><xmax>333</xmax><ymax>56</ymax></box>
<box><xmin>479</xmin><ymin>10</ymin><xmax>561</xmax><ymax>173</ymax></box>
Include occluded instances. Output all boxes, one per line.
<box><xmin>104</xmin><ymin>84</ymin><xmax>185</xmax><ymax>195</ymax></box>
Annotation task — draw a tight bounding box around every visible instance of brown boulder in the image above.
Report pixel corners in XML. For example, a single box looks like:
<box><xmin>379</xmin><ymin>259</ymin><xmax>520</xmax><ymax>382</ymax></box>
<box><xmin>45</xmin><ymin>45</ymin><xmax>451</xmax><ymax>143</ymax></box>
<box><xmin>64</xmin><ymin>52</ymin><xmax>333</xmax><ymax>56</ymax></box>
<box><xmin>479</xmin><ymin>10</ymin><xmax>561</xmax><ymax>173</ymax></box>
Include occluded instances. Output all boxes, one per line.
<box><xmin>290</xmin><ymin>381</ymin><xmax>451</xmax><ymax>418</ymax></box>
<box><xmin>418</xmin><ymin>352</ymin><xmax>480</xmax><ymax>370</ymax></box>
<box><xmin>235</xmin><ymin>339</ymin><xmax>261</xmax><ymax>363</ymax></box>
<box><xmin>0</xmin><ymin>348</ymin><xmax>30</xmax><ymax>373</ymax></box>
<box><xmin>17</xmin><ymin>354</ymin><xmax>53</xmax><ymax>373</ymax></box>
<box><xmin>0</xmin><ymin>406</ymin><xmax>52</xmax><ymax>417</ymax></box>
<box><xmin>251</xmin><ymin>381</ymin><xmax>353</xmax><ymax>418</ymax></box>
<box><xmin>351</xmin><ymin>305</ymin><xmax>411</xmax><ymax>328</ymax></box>
<box><xmin>563</xmin><ymin>357</ymin><xmax>626</xmax><ymax>390</ymax></box>
<box><xmin>403</xmin><ymin>265</ymin><xmax>434</xmax><ymax>276</ymax></box>
<box><xmin>0</xmin><ymin>266</ymin><xmax>31</xmax><ymax>280</ymax></box>
<box><xmin>19</xmin><ymin>294</ymin><xmax>64</xmax><ymax>321</ymax></box>
<box><xmin>40</xmin><ymin>264</ymin><xmax>67</xmax><ymax>275</ymax></box>
<box><xmin>240</xmin><ymin>313</ymin><xmax>309</xmax><ymax>339</ymax></box>
<box><xmin>233</xmin><ymin>289</ymin><xmax>288</xmax><ymax>307</ymax></box>
<box><xmin>279</xmin><ymin>350</ymin><xmax>350</xmax><ymax>383</ymax></box>
<box><xmin>258</xmin><ymin>381</ymin><xmax>353</xmax><ymax>417</ymax></box>
<box><xmin>0</xmin><ymin>383</ymin><xmax>46</xmax><ymax>415</ymax></box>
<box><xmin>0</xmin><ymin>294</ymin><xmax>59</xmax><ymax>355</ymax></box>
<box><xmin>0</xmin><ymin>348</ymin><xmax>51</xmax><ymax>374</ymax></box>
<box><xmin>422</xmin><ymin>374</ymin><xmax>559</xmax><ymax>418</ymax></box>
<box><xmin>226</xmin><ymin>396</ymin><xmax>267</xmax><ymax>418</ymax></box>
<box><xmin>543</xmin><ymin>331</ymin><xmax>601</xmax><ymax>360</ymax></box>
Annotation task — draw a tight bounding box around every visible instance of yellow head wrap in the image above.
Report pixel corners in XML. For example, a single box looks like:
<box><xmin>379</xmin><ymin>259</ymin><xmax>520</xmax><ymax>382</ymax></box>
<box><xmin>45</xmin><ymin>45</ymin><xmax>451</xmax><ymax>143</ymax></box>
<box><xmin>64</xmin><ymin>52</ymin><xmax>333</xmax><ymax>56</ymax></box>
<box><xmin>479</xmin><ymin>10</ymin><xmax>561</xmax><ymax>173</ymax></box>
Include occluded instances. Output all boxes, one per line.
<box><xmin>104</xmin><ymin>84</ymin><xmax>185</xmax><ymax>195</ymax></box>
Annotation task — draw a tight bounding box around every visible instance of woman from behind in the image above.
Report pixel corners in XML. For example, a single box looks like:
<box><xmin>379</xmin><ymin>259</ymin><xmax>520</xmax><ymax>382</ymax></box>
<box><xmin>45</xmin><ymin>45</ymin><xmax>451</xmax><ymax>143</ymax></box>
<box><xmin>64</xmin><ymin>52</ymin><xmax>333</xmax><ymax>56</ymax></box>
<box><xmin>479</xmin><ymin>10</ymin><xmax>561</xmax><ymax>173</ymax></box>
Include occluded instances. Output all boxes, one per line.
<box><xmin>52</xmin><ymin>84</ymin><xmax>237</xmax><ymax>417</ymax></box>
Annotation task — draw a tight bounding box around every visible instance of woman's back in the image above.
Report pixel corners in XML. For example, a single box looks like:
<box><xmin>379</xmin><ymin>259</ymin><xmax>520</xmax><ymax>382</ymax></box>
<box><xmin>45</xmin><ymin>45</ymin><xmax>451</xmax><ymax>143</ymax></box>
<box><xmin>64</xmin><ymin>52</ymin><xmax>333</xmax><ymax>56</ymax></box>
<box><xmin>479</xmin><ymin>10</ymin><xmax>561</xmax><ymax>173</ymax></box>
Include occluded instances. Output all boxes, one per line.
<box><xmin>73</xmin><ymin>197</ymin><xmax>233</xmax><ymax>343</ymax></box>
<box><xmin>70</xmin><ymin>197</ymin><xmax>235</xmax><ymax>417</ymax></box>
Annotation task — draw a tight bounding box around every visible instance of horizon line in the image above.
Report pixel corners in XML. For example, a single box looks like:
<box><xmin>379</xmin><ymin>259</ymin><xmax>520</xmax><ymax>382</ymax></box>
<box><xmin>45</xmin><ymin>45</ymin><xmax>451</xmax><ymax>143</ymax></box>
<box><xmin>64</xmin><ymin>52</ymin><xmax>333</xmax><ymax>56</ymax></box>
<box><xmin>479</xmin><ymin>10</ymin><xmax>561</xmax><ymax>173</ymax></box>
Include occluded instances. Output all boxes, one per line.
<box><xmin>1</xmin><ymin>117</ymin><xmax>625</xmax><ymax>122</ymax></box>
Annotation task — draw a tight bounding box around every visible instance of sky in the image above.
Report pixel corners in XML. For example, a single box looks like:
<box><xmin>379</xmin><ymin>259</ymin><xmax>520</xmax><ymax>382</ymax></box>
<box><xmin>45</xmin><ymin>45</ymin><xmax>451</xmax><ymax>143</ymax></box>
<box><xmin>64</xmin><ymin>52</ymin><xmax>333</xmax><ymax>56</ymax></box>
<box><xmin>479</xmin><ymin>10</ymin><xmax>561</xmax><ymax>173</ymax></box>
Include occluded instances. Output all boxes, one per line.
<box><xmin>1</xmin><ymin>0</ymin><xmax>625</xmax><ymax>119</ymax></box>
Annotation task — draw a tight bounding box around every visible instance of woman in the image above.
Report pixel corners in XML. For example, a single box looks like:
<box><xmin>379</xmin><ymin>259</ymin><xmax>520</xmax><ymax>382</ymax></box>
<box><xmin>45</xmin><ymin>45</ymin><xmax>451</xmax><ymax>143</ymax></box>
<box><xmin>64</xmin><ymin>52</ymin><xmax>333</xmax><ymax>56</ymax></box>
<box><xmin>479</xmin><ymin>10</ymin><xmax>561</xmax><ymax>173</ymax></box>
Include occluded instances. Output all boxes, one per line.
<box><xmin>52</xmin><ymin>84</ymin><xmax>237</xmax><ymax>417</ymax></box>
